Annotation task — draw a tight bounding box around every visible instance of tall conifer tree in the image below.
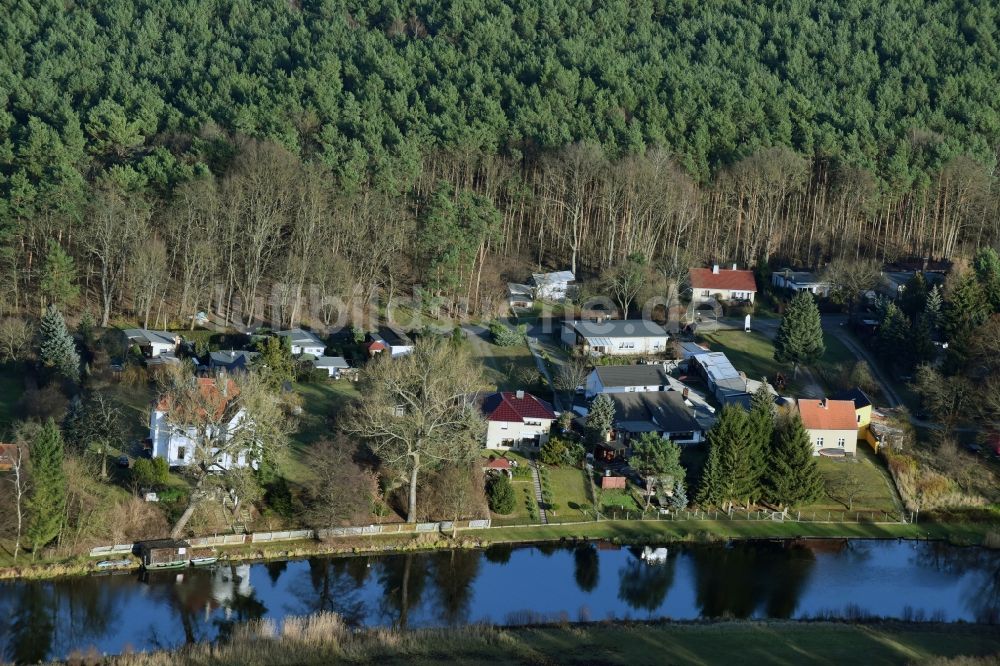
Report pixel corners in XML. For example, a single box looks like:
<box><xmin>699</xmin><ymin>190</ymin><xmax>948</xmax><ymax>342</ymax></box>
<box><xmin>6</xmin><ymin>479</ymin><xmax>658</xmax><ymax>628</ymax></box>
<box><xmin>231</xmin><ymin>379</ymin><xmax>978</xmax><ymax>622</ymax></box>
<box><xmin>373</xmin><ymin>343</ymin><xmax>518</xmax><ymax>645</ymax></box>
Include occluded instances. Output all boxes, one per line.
<box><xmin>766</xmin><ymin>414</ymin><xmax>824</xmax><ymax>509</ymax></box>
<box><xmin>25</xmin><ymin>419</ymin><xmax>67</xmax><ymax>556</ymax></box>
<box><xmin>38</xmin><ymin>305</ymin><xmax>80</xmax><ymax>382</ymax></box>
<box><xmin>774</xmin><ymin>290</ymin><xmax>825</xmax><ymax>370</ymax></box>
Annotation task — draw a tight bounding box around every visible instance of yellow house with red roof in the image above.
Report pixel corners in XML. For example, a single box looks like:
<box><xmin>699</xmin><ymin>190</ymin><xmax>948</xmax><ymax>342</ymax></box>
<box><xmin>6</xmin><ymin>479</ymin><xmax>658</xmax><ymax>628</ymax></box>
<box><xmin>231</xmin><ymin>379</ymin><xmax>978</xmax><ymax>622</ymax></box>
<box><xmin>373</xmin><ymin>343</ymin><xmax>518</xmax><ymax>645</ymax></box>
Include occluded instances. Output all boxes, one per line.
<box><xmin>798</xmin><ymin>398</ymin><xmax>858</xmax><ymax>457</ymax></box>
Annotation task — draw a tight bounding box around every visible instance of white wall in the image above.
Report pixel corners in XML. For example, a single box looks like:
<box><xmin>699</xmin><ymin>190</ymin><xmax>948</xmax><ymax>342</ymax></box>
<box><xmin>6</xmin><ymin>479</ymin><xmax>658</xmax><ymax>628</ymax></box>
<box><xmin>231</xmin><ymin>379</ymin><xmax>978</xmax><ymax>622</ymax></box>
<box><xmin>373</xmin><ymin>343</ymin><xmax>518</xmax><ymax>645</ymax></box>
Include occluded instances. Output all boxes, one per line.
<box><xmin>588</xmin><ymin>336</ymin><xmax>668</xmax><ymax>356</ymax></box>
<box><xmin>695</xmin><ymin>288</ymin><xmax>755</xmax><ymax>303</ymax></box>
<box><xmin>150</xmin><ymin>408</ymin><xmax>257</xmax><ymax>469</ymax></box>
<box><xmin>293</xmin><ymin>343</ymin><xmax>326</xmax><ymax>356</ymax></box>
<box><xmin>485</xmin><ymin>419</ymin><xmax>554</xmax><ymax>450</ymax></box>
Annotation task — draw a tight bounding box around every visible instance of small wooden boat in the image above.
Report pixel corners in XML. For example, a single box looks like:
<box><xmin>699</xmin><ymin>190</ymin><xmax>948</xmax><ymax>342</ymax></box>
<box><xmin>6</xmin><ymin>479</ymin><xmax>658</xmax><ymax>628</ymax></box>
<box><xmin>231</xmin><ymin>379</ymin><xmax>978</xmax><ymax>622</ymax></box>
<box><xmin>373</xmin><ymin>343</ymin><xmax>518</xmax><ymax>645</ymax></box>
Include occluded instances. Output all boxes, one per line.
<box><xmin>189</xmin><ymin>556</ymin><xmax>218</xmax><ymax>567</ymax></box>
<box><xmin>96</xmin><ymin>559</ymin><xmax>133</xmax><ymax>570</ymax></box>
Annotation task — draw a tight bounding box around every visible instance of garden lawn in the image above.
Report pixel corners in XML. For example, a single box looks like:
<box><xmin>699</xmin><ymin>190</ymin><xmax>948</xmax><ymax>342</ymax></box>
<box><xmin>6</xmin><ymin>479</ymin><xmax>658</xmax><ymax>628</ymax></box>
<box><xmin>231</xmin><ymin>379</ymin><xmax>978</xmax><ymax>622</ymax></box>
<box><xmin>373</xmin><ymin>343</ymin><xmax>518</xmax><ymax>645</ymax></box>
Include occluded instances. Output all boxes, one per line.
<box><xmin>484</xmin><ymin>450</ymin><xmax>539</xmax><ymax>525</ymax></box>
<box><xmin>542</xmin><ymin>464</ymin><xmax>591</xmax><ymax>521</ymax></box>
<box><xmin>467</xmin><ymin>333</ymin><xmax>538</xmax><ymax>392</ymax></box>
<box><xmin>800</xmin><ymin>448</ymin><xmax>901</xmax><ymax>517</ymax></box>
<box><xmin>698</xmin><ymin>331</ymin><xmax>780</xmax><ymax>386</ymax></box>
<box><xmin>285</xmin><ymin>379</ymin><xmax>361</xmax><ymax>483</ymax></box>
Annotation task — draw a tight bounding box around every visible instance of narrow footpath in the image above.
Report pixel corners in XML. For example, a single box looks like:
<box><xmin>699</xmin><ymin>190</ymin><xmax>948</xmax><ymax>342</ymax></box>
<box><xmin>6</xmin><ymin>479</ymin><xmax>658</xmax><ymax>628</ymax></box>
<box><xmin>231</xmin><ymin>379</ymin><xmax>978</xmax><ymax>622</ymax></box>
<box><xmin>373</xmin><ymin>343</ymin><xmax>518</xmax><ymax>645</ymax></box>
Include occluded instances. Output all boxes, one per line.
<box><xmin>529</xmin><ymin>460</ymin><xmax>548</xmax><ymax>525</ymax></box>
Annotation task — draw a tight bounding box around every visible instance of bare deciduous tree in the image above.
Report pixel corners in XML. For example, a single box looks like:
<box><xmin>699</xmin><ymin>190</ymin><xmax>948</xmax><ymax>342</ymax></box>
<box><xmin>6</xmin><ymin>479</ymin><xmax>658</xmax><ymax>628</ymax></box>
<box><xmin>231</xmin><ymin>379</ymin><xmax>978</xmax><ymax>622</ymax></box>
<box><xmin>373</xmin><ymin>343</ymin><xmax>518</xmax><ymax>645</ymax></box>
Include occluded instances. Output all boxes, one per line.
<box><xmin>344</xmin><ymin>338</ymin><xmax>485</xmax><ymax>523</ymax></box>
<box><xmin>0</xmin><ymin>317</ymin><xmax>33</xmax><ymax>362</ymax></box>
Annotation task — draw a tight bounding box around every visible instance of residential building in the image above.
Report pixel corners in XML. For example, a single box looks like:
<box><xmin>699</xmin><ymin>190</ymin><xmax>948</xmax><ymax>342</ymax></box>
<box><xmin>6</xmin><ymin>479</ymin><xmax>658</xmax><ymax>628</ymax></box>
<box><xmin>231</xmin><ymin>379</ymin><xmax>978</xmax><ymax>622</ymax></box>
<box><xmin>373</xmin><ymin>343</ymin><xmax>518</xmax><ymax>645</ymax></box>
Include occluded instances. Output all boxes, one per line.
<box><xmin>689</xmin><ymin>264</ymin><xmax>757</xmax><ymax>303</ymax></box>
<box><xmin>123</xmin><ymin>329</ymin><xmax>181</xmax><ymax>358</ymax></box>
<box><xmin>149</xmin><ymin>377</ymin><xmax>256</xmax><ymax>470</ymax></box>
<box><xmin>608</xmin><ymin>391</ymin><xmax>709</xmax><ymax>446</ymax></box>
<box><xmin>584</xmin><ymin>365</ymin><xmax>671</xmax><ymax>399</ymax></box>
<box><xmin>688</xmin><ymin>351</ymin><xmax>739</xmax><ymax>393</ymax></box>
<box><xmin>771</xmin><ymin>269</ymin><xmax>831</xmax><ymax>297</ymax></box>
<box><xmin>208</xmin><ymin>350</ymin><xmax>258</xmax><ymax>373</ymax></box>
<box><xmin>561</xmin><ymin>319</ymin><xmax>669</xmax><ymax>356</ymax></box>
<box><xmin>531</xmin><ymin>270</ymin><xmax>575</xmax><ymax>301</ymax></box>
<box><xmin>798</xmin><ymin>398</ymin><xmax>858</xmax><ymax>457</ymax></box>
<box><xmin>832</xmin><ymin>386</ymin><xmax>874</xmax><ymax>442</ymax></box>
<box><xmin>874</xmin><ymin>271</ymin><xmax>945</xmax><ymax>301</ymax></box>
<box><xmin>364</xmin><ymin>327</ymin><xmax>414</xmax><ymax>358</ymax></box>
<box><xmin>275</xmin><ymin>328</ymin><xmax>326</xmax><ymax>357</ymax></box>
<box><xmin>313</xmin><ymin>355</ymin><xmax>351</xmax><ymax>378</ymax></box>
<box><xmin>507</xmin><ymin>283</ymin><xmax>535</xmax><ymax>310</ymax></box>
<box><xmin>481</xmin><ymin>390</ymin><xmax>557</xmax><ymax>450</ymax></box>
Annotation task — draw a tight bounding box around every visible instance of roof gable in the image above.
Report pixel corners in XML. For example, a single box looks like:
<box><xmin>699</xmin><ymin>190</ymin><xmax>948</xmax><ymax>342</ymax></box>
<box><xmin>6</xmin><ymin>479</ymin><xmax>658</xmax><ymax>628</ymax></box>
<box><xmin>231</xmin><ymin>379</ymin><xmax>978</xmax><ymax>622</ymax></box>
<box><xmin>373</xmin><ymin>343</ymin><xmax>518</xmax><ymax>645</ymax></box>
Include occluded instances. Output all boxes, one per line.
<box><xmin>482</xmin><ymin>391</ymin><xmax>556</xmax><ymax>423</ymax></box>
<box><xmin>798</xmin><ymin>399</ymin><xmax>857</xmax><ymax>430</ymax></box>
<box><xmin>689</xmin><ymin>268</ymin><xmax>757</xmax><ymax>292</ymax></box>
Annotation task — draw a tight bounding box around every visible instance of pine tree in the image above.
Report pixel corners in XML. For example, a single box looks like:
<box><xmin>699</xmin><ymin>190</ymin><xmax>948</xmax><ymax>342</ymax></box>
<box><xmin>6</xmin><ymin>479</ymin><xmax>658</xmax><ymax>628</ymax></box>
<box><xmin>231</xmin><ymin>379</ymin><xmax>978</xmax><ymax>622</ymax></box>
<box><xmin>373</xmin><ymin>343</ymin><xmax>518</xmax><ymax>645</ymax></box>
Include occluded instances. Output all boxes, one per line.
<box><xmin>898</xmin><ymin>272</ymin><xmax>928</xmax><ymax>320</ymax></box>
<box><xmin>25</xmin><ymin>419</ymin><xmax>67</xmax><ymax>556</ymax></box>
<box><xmin>669</xmin><ymin>478</ymin><xmax>688</xmax><ymax>510</ymax></box>
<box><xmin>38</xmin><ymin>240</ymin><xmax>79</xmax><ymax>310</ymax></box>
<box><xmin>586</xmin><ymin>394</ymin><xmax>616</xmax><ymax>445</ymax></box>
<box><xmin>697</xmin><ymin>406</ymin><xmax>756</xmax><ymax>509</ymax></box>
<box><xmin>973</xmin><ymin>247</ymin><xmax>1000</xmax><ymax>312</ymax></box>
<box><xmin>746</xmin><ymin>382</ymin><xmax>775</xmax><ymax>503</ymax></box>
<box><xmin>766</xmin><ymin>415</ymin><xmax>824</xmax><ymax>510</ymax></box>
<box><xmin>944</xmin><ymin>272</ymin><xmax>990</xmax><ymax>340</ymax></box>
<box><xmin>923</xmin><ymin>285</ymin><xmax>943</xmax><ymax>332</ymax></box>
<box><xmin>908</xmin><ymin>314</ymin><xmax>936</xmax><ymax>367</ymax></box>
<box><xmin>774</xmin><ymin>290</ymin><xmax>825</xmax><ymax>370</ymax></box>
<box><xmin>38</xmin><ymin>305</ymin><xmax>80</xmax><ymax>382</ymax></box>
<box><xmin>876</xmin><ymin>302</ymin><xmax>911</xmax><ymax>368</ymax></box>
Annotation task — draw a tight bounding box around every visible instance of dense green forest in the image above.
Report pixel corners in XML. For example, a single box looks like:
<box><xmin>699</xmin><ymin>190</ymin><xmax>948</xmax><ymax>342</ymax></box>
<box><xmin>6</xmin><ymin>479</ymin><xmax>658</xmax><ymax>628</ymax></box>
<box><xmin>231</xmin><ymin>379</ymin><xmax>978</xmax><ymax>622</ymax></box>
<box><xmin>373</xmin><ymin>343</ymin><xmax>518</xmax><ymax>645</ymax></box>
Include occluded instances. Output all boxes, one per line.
<box><xmin>1</xmin><ymin>0</ymin><xmax>999</xmax><ymax>321</ymax></box>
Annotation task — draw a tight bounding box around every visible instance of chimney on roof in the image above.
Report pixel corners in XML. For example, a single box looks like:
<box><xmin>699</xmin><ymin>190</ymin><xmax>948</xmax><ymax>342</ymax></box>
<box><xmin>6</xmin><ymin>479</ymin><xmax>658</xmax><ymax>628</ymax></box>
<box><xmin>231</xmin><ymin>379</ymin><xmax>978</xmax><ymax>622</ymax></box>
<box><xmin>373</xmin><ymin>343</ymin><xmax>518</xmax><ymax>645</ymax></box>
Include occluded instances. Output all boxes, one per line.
<box><xmin>515</xmin><ymin>390</ymin><xmax>525</xmax><ymax>400</ymax></box>
<box><xmin>712</xmin><ymin>264</ymin><xmax>720</xmax><ymax>274</ymax></box>
<box><xmin>820</xmin><ymin>398</ymin><xmax>827</xmax><ymax>408</ymax></box>
<box><xmin>682</xmin><ymin>387</ymin><xmax>689</xmax><ymax>400</ymax></box>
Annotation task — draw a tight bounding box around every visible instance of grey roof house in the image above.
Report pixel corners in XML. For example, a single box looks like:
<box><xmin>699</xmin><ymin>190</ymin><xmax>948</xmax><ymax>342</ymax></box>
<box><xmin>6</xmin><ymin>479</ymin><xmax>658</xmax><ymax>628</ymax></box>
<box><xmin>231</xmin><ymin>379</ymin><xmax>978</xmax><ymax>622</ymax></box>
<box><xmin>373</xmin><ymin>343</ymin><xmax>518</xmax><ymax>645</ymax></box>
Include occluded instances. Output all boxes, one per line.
<box><xmin>561</xmin><ymin>319</ymin><xmax>669</xmax><ymax>356</ymax></box>
<box><xmin>609</xmin><ymin>391</ymin><xmax>709</xmax><ymax>445</ymax></box>
<box><xmin>209</xmin><ymin>350</ymin><xmax>258</xmax><ymax>372</ymax></box>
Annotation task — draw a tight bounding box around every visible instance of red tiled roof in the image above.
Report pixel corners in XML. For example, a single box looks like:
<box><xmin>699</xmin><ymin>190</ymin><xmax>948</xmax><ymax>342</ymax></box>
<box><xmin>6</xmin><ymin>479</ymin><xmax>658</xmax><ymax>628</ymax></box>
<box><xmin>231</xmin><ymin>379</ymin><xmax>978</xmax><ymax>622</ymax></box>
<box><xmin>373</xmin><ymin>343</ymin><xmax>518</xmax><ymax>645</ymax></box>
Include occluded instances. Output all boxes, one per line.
<box><xmin>156</xmin><ymin>377</ymin><xmax>238</xmax><ymax>420</ymax></box>
<box><xmin>689</xmin><ymin>268</ymin><xmax>757</xmax><ymax>292</ymax></box>
<box><xmin>365</xmin><ymin>340</ymin><xmax>386</xmax><ymax>352</ymax></box>
<box><xmin>482</xmin><ymin>392</ymin><xmax>556</xmax><ymax>423</ymax></box>
<box><xmin>485</xmin><ymin>458</ymin><xmax>512</xmax><ymax>470</ymax></box>
<box><xmin>798</xmin><ymin>399</ymin><xmax>857</xmax><ymax>431</ymax></box>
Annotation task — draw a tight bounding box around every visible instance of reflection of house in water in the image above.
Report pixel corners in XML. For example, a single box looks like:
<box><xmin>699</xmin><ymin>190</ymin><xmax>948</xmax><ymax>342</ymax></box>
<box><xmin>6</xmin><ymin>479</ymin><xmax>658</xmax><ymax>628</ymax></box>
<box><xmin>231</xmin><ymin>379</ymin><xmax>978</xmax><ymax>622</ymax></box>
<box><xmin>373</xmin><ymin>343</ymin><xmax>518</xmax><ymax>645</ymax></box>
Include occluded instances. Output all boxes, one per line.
<box><xmin>211</xmin><ymin>564</ymin><xmax>254</xmax><ymax>620</ymax></box>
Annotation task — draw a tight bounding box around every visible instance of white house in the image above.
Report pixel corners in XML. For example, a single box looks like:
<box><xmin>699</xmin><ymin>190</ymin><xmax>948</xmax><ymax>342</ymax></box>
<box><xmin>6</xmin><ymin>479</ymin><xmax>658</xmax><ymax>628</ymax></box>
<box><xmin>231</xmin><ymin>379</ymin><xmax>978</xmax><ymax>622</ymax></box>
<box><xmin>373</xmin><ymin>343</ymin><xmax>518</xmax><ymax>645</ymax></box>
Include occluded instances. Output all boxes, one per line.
<box><xmin>149</xmin><ymin>377</ymin><xmax>257</xmax><ymax>470</ymax></box>
<box><xmin>608</xmin><ymin>391</ymin><xmax>709</xmax><ymax>446</ymax></box>
<box><xmin>798</xmin><ymin>398</ymin><xmax>859</xmax><ymax>457</ymax></box>
<box><xmin>507</xmin><ymin>283</ymin><xmax>535</xmax><ymax>310</ymax></box>
<box><xmin>481</xmin><ymin>390</ymin><xmax>557</xmax><ymax>450</ymax></box>
<box><xmin>532</xmin><ymin>270</ymin><xmax>575</xmax><ymax>302</ymax></box>
<box><xmin>689</xmin><ymin>264</ymin><xmax>757</xmax><ymax>303</ymax></box>
<box><xmin>364</xmin><ymin>327</ymin><xmax>414</xmax><ymax>358</ymax></box>
<box><xmin>313</xmin><ymin>355</ymin><xmax>351</xmax><ymax>378</ymax></box>
<box><xmin>561</xmin><ymin>319</ymin><xmax>669</xmax><ymax>356</ymax></box>
<box><xmin>584</xmin><ymin>365</ymin><xmax>671</xmax><ymax>399</ymax></box>
<box><xmin>275</xmin><ymin>328</ymin><xmax>326</xmax><ymax>357</ymax></box>
<box><xmin>123</xmin><ymin>329</ymin><xmax>181</xmax><ymax>358</ymax></box>
<box><xmin>771</xmin><ymin>269</ymin><xmax>831</xmax><ymax>297</ymax></box>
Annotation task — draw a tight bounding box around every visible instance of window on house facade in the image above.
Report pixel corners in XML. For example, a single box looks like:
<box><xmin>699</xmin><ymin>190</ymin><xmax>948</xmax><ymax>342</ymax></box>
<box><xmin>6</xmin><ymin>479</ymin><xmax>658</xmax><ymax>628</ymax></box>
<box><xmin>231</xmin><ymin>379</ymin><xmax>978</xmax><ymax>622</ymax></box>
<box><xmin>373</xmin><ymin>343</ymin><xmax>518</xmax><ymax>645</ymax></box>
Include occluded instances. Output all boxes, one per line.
<box><xmin>177</xmin><ymin>446</ymin><xmax>186</xmax><ymax>460</ymax></box>
<box><xmin>702</xmin><ymin>290</ymin><xmax>710</xmax><ymax>297</ymax></box>
<box><xmin>857</xmin><ymin>414</ymin><xmax>861</xmax><ymax>423</ymax></box>
<box><xmin>837</xmin><ymin>438</ymin><xmax>846</xmax><ymax>447</ymax></box>
<box><xmin>815</xmin><ymin>437</ymin><xmax>824</xmax><ymax>448</ymax></box>
<box><xmin>501</xmin><ymin>422</ymin><xmax>509</xmax><ymax>430</ymax></box>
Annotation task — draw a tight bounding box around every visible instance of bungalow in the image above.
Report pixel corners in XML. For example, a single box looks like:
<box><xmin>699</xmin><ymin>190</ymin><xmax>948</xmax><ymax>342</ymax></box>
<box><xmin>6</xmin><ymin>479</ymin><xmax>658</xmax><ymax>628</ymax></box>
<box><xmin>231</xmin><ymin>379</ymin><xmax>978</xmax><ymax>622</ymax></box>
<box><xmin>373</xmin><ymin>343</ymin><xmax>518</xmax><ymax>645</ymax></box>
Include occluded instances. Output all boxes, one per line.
<box><xmin>149</xmin><ymin>377</ymin><xmax>257</xmax><ymax>470</ymax></box>
<box><xmin>507</xmin><ymin>283</ymin><xmax>535</xmax><ymax>310</ymax></box>
<box><xmin>584</xmin><ymin>365</ymin><xmax>671</xmax><ymax>399</ymax></box>
<box><xmin>313</xmin><ymin>355</ymin><xmax>351</xmax><ymax>378</ymax></box>
<box><xmin>771</xmin><ymin>269</ymin><xmax>831</xmax><ymax>297</ymax></box>
<box><xmin>208</xmin><ymin>350</ymin><xmax>258</xmax><ymax>373</ymax></box>
<box><xmin>561</xmin><ymin>319</ymin><xmax>669</xmax><ymax>356</ymax></box>
<box><xmin>608</xmin><ymin>391</ymin><xmax>708</xmax><ymax>446</ymax></box>
<box><xmin>798</xmin><ymin>398</ymin><xmax>858</xmax><ymax>457</ymax></box>
<box><xmin>689</xmin><ymin>264</ymin><xmax>757</xmax><ymax>303</ymax></box>
<box><xmin>531</xmin><ymin>270</ymin><xmax>575</xmax><ymax>302</ymax></box>
<box><xmin>481</xmin><ymin>390</ymin><xmax>557</xmax><ymax>450</ymax></box>
<box><xmin>275</xmin><ymin>328</ymin><xmax>326</xmax><ymax>357</ymax></box>
<box><xmin>123</xmin><ymin>329</ymin><xmax>181</xmax><ymax>358</ymax></box>
<box><xmin>365</xmin><ymin>327</ymin><xmax>414</xmax><ymax>358</ymax></box>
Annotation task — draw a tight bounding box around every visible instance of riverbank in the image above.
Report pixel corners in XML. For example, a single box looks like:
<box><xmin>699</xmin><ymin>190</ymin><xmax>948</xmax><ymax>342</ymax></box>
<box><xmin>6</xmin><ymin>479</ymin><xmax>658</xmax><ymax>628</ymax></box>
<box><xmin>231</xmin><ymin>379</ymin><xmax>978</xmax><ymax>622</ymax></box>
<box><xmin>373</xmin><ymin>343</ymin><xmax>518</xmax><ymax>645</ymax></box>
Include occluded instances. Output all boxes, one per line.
<box><xmin>3</xmin><ymin>515</ymin><xmax>997</xmax><ymax>582</ymax></box>
<box><xmin>53</xmin><ymin>613</ymin><xmax>1000</xmax><ymax>665</ymax></box>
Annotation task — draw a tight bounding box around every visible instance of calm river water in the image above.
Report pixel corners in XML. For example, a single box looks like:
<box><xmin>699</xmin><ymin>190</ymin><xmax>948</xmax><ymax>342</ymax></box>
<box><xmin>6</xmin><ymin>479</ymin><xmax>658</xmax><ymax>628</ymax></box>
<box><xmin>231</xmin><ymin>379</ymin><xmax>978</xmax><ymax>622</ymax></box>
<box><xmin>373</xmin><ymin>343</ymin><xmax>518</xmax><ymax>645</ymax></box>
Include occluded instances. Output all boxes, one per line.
<box><xmin>1</xmin><ymin>539</ymin><xmax>998</xmax><ymax>662</ymax></box>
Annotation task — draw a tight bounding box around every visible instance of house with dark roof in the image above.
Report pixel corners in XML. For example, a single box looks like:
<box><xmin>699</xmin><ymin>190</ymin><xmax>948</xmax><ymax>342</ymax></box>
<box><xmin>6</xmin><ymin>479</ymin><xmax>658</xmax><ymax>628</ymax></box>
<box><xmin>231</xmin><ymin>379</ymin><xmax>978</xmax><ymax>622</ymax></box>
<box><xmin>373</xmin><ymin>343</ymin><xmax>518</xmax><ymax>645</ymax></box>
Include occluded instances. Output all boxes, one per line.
<box><xmin>608</xmin><ymin>391</ymin><xmax>708</xmax><ymax>446</ymax></box>
<box><xmin>689</xmin><ymin>264</ymin><xmax>757</xmax><ymax>303</ymax></box>
<box><xmin>561</xmin><ymin>319</ymin><xmax>669</xmax><ymax>356</ymax></box>
<box><xmin>275</xmin><ymin>328</ymin><xmax>326</xmax><ymax>357</ymax></box>
<box><xmin>123</xmin><ymin>329</ymin><xmax>181</xmax><ymax>358</ymax></box>
<box><xmin>481</xmin><ymin>390</ymin><xmax>557</xmax><ymax>450</ymax></box>
<box><xmin>798</xmin><ymin>398</ymin><xmax>858</xmax><ymax>457</ymax></box>
<box><xmin>364</xmin><ymin>327</ymin><xmax>414</xmax><ymax>358</ymax></box>
<box><xmin>584</xmin><ymin>365</ymin><xmax>671</xmax><ymax>399</ymax></box>
<box><xmin>771</xmin><ymin>268</ymin><xmax>831</xmax><ymax>297</ymax></box>
<box><xmin>208</xmin><ymin>350</ymin><xmax>258</xmax><ymax>373</ymax></box>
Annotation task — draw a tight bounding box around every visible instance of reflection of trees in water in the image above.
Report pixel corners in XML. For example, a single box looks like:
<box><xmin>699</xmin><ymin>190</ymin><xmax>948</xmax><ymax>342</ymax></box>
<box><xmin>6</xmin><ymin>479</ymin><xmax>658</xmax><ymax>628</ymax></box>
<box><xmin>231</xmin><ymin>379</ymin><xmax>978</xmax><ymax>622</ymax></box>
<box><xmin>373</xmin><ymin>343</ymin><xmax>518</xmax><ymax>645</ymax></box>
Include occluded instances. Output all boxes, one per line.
<box><xmin>284</xmin><ymin>558</ymin><xmax>367</xmax><ymax>625</ymax></box>
<box><xmin>574</xmin><ymin>544</ymin><xmax>600</xmax><ymax>593</ymax></box>
<box><xmin>617</xmin><ymin>551</ymin><xmax>675</xmax><ymax>615</ymax></box>
<box><xmin>691</xmin><ymin>543</ymin><xmax>815</xmax><ymax>619</ymax></box>
<box><xmin>377</xmin><ymin>553</ymin><xmax>429</xmax><ymax>629</ymax></box>
<box><xmin>483</xmin><ymin>544</ymin><xmax>513</xmax><ymax>564</ymax></box>
<box><xmin>265</xmin><ymin>560</ymin><xmax>287</xmax><ymax>585</ymax></box>
<box><xmin>912</xmin><ymin>542</ymin><xmax>1000</xmax><ymax>624</ymax></box>
<box><xmin>211</xmin><ymin>565</ymin><xmax>268</xmax><ymax>641</ymax></box>
<box><xmin>430</xmin><ymin>550</ymin><xmax>481</xmax><ymax>625</ymax></box>
<box><xmin>6</xmin><ymin>582</ymin><xmax>55</xmax><ymax>664</ymax></box>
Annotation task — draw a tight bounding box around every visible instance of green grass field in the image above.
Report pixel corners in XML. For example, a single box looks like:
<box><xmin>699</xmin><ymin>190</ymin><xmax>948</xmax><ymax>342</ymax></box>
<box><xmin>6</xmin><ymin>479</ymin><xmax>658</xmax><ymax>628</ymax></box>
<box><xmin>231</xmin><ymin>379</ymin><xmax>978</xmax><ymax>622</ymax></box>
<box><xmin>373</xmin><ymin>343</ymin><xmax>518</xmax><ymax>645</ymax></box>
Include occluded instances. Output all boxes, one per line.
<box><xmin>698</xmin><ymin>330</ymin><xmax>780</xmax><ymax>385</ymax></box>
<box><xmin>285</xmin><ymin>379</ymin><xmax>362</xmax><ymax>483</ymax></box>
<box><xmin>543</xmin><ymin>464</ymin><xmax>592</xmax><ymax>520</ymax></box>
<box><xmin>468</xmin><ymin>335</ymin><xmax>539</xmax><ymax>391</ymax></box>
